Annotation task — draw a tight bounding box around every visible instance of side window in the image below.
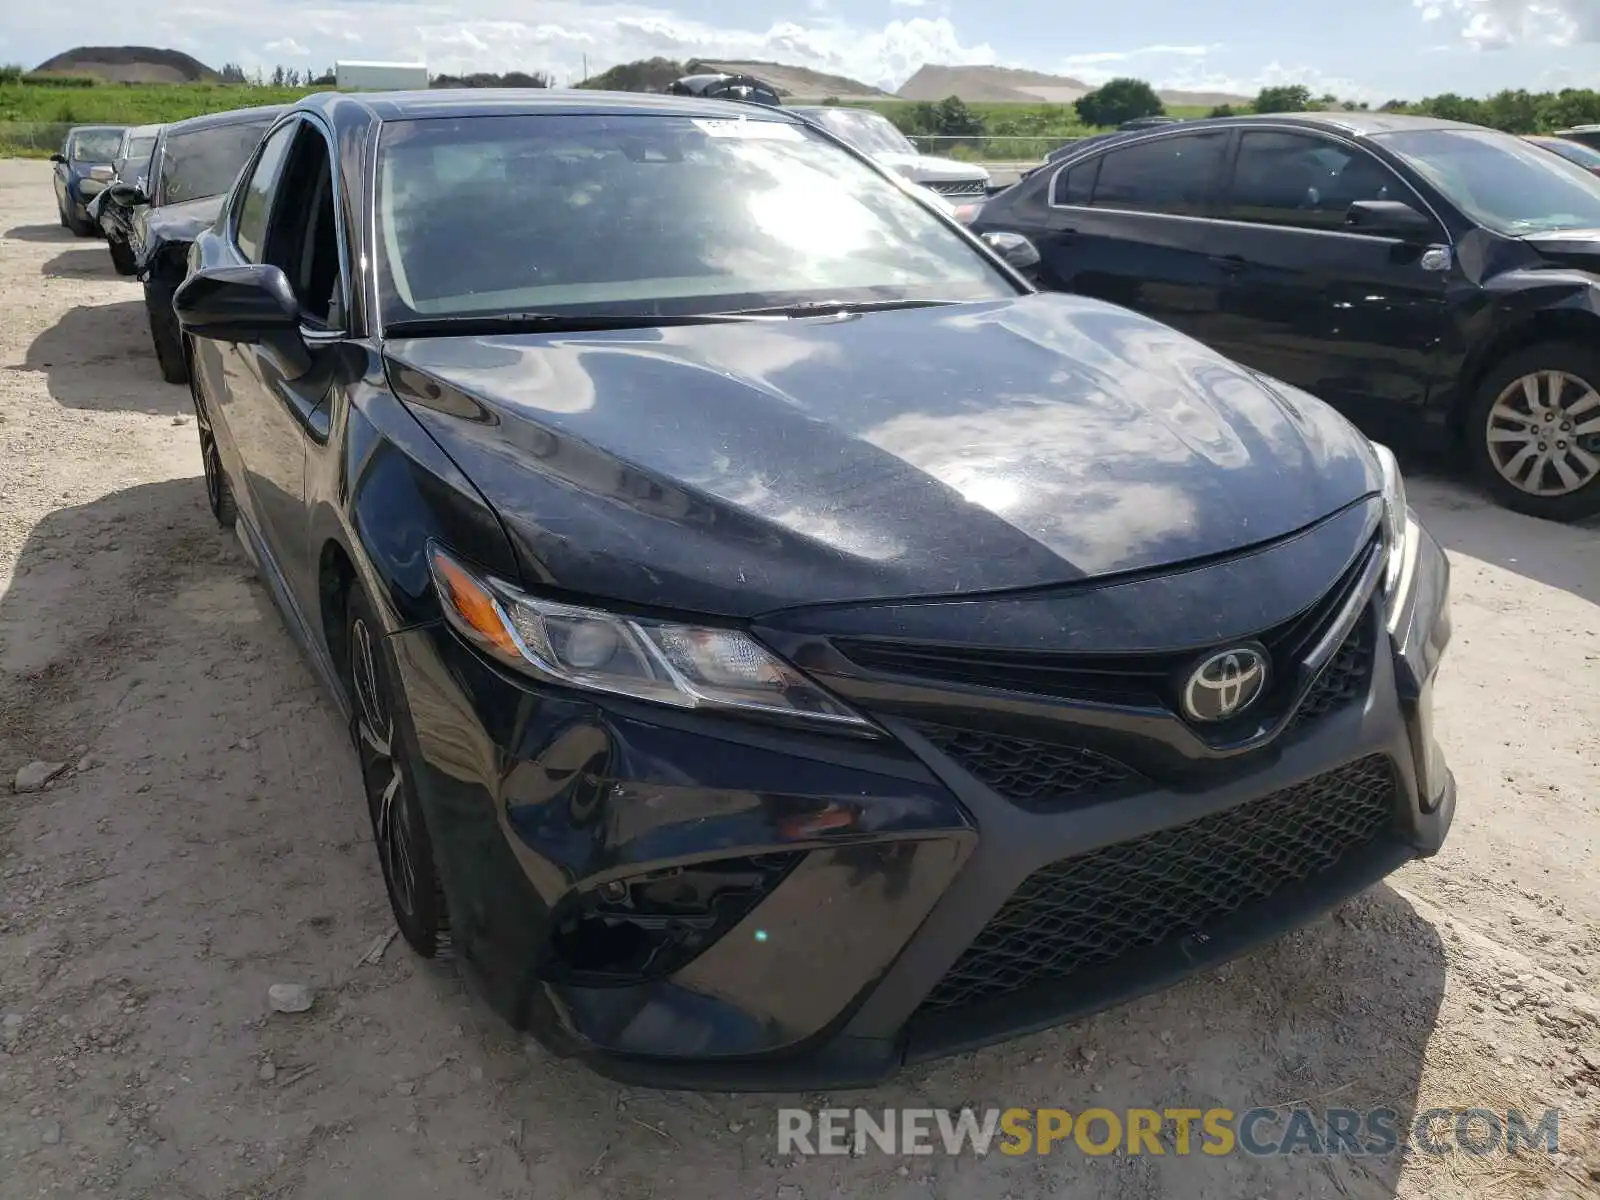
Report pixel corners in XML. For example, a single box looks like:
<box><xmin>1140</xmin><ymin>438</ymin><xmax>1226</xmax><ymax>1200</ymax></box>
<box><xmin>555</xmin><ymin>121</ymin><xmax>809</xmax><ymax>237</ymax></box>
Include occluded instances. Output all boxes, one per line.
<box><xmin>1050</xmin><ymin>158</ymin><xmax>1099</xmax><ymax>207</ymax></box>
<box><xmin>1224</xmin><ymin>131</ymin><xmax>1405</xmax><ymax>232</ymax></box>
<box><xmin>1089</xmin><ymin>132</ymin><xmax>1229</xmax><ymax>215</ymax></box>
<box><xmin>234</xmin><ymin>123</ymin><xmax>297</xmax><ymax>264</ymax></box>
<box><xmin>260</xmin><ymin>124</ymin><xmax>344</xmax><ymax>329</ymax></box>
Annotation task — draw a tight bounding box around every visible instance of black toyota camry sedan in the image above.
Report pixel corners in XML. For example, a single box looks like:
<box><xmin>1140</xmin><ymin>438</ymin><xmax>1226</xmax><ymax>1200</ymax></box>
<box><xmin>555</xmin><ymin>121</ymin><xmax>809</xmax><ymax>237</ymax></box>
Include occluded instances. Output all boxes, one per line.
<box><xmin>172</xmin><ymin>90</ymin><xmax>1454</xmax><ymax>1089</ymax></box>
<box><xmin>970</xmin><ymin>112</ymin><xmax>1600</xmax><ymax>523</ymax></box>
<box><xmin>111</xmin><ymin>105</ymin><xmax>283</xmax><ymax>383</ymax></box>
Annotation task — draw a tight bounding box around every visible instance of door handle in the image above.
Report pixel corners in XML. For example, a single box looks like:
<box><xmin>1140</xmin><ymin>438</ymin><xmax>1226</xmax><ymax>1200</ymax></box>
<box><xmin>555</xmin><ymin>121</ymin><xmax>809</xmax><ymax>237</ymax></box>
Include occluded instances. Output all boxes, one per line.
<box><xmin>1209</xmin><ymin>253</ymin><xmax>1248</xmax><ymax>274</ymax></box>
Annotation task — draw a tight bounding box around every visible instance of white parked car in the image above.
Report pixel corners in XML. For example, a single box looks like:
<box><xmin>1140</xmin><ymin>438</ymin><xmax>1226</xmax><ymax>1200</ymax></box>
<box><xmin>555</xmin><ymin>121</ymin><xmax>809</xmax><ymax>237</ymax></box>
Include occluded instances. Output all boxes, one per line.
<box><xmin>790</xmin><ymin>105</ymin><xmax>992</xmax><ymax>198</ymax></box>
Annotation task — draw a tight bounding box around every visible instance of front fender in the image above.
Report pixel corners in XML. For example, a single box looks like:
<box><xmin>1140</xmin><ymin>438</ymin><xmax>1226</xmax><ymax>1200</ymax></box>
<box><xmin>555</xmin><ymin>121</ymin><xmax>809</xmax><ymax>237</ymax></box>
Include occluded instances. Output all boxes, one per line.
<box><xmin>309</xmin><ymin>354</ymin><xmax>521</xmax><ymax>645</ymax></box>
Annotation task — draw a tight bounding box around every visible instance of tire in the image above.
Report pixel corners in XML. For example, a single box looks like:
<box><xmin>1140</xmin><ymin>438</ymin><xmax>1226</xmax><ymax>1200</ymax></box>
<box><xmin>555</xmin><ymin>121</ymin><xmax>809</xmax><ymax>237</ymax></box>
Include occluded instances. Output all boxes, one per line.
<box><xmin>65</xmin><ymin>200</ymin><xmax>95</xmax><ymax>238</ymax></box>
<box><xmin>143</xmin><ymin>279</ymin><xmax>188</xmax><ymax>385</ymax></box>
<box><xmin>107</xmin><ymin>236</ymin><xmax>135</xmax><ymax>276</ymax></box>
<box><xmin>1468</xmin><ymin>342</ymin><xmax>1600</xmax><ymax>522</ymax></box>
<box><xmin>57</xmin><ymin>197</ymin><xmax>68</xmax><ymax>228</ymax></box>
<box><xmin>346</xmin><ymin>588</ymin><xmax>452</xmax><ymax>960</ymax></box>
<box><xmin>189</xmin><ymin>361</ymin><xmax>237</xmax><ymax>528</ymax></box>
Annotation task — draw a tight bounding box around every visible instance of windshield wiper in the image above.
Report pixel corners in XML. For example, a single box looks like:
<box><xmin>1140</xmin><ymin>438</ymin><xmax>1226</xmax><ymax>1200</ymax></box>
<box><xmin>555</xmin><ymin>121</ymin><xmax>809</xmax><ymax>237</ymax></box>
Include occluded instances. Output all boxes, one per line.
<box><xmin>722</xmin><ymin>298</ymin><xmax>959</xmax><ymax>317</ymax></box>
<box><xmin>382</xmin><ymin>311</ymin><xmax>777</xmax><ymax>338</ymax></box>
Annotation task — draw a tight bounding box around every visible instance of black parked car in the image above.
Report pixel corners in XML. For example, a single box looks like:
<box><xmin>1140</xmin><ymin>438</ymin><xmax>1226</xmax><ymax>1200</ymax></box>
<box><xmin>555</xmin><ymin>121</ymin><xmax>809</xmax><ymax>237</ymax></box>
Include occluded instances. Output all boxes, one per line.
<box><xmin>972</xmin><ymin>112</ymin><xmax>1600</xmax><ymax>522</ymax></box>
<box><xmin>88</xmin><ymin>122</ymin><xmax>164</xmax><ymax>275</ymax></box>
<box><xmin>665</xmin><ymin>72</ymin><xmax>782</xmax><ymax>106</ymax></box>
<box><xmin>107</xmin><ymin>105</ymin><xmax>283</xmax><ymax>383</ymax></box>
<box><xmin>172</xmin><ymin>89</ymin><xmax>1453</xmax><ymax>1088</ymax></box>
<box><xmin>51</xmin><ymin>125</ymin><xmax>126</xmax><ymax>237</ymax></box>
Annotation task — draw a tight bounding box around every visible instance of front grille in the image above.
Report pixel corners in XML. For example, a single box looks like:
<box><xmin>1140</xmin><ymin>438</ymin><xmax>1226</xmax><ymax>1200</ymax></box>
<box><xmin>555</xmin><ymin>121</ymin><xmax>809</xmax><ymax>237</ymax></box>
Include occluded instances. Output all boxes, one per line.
<box><xmin>917</xmin><ymin>755</ymin><xmax>1397</xmax><ymax>1014</ymax></box>
<box><xmin>926</xmin><ymin>179</ymin><xmax>987</xmax><ymax>196</ymax></box>
<box><xmin>914</xmin><ymin>724</ymin><xmax>1139</xmax><ymax>811</ymax></box>
<box><xmin>834</xmin><ymin>534</ymin><xmax>1381</xmax><ymax>726</ymax></box>
<box><xmin>1288</xmin><ymin>612</ymin><xmax>1375</xmax><ymax>731</ymax></box>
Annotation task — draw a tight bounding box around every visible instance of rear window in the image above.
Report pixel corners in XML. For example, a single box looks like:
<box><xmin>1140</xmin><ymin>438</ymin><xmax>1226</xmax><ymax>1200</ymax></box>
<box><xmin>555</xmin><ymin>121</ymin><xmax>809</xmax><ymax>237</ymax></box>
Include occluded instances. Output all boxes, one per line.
<box><xmin>374</xmin><ymin>112</ymin><xmax>1014</xmax><ymax>321</ymax></box>
<box><xmin>1087</xmin><ymin>132</ymin><xmax>1229</xmax><ymax>215</ymax></box>
<box><xmin>158</xmin><ymin>120</ymin><xmax>275</xmax><ymax>206</ymax></box>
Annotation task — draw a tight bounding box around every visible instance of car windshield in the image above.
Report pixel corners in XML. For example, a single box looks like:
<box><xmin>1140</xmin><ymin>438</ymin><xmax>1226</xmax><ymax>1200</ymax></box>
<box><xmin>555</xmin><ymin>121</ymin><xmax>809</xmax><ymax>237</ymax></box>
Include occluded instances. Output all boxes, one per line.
<box><xmin>1378</xmin><ymin>127</ymin><xmax>1600</xmax><ymax>235</ymax></box>
<box><xmin>375</xmin><ymin>113</ymin><xmax>1013</xmax><ymax>322</ymax></box>
<box><xmin>1531</xmin><ymin>136</ymin><xmax>1600</xmax><ymax>169</ymax></box>
<box><xmin>158</xmin><ymin>120</ymin><xmax>274</xmax><ymax>205</ymax></box>
<box><xmin>70</xmin><ymin>130</ymin><xmax>123</xmax><ymax>162</ymax></box>
<box><xmin>808</xmin><ymin>109</ymin><xmax>918</xmax><ymax>157</ymax></box>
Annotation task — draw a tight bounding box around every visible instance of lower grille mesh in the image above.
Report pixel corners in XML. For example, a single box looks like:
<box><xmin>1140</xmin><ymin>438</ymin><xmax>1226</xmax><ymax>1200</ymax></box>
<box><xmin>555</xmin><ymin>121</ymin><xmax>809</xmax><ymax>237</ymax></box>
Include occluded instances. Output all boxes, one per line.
<box><xmin>914</xmin><ymin>724</ymin><xmax>1139</xmax><ymax>811</ymax></box>
<box><xmin>917</xmin><ymin>754</ymin><xmax>1397</xmax><ymax>1014</ymax></box>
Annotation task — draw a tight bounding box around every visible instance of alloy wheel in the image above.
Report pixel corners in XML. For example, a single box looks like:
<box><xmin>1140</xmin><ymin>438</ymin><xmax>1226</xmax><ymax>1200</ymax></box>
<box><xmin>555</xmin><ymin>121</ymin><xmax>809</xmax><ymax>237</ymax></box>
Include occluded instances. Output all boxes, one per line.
<box><xmin>191</xmin><ymin>394</ymin><xmax>223</xmax><ymax>515</ymax></box>
<box><xmin>351</xmin><ymin>616</ymin><xmax>418</xmax><ymax>919</ymax></box>
<box><xmin>1485</xmin><ymin>370</ymin><xmax>1600</xmax><ymax>496</ymax></box>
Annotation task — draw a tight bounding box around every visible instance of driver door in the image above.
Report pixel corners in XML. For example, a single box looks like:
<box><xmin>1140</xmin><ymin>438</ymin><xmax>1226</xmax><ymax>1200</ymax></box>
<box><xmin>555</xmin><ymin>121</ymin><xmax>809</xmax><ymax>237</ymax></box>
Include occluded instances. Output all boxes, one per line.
<box><xmin>209</xmin><ymin>117</ymin><xmax>347</xmax><ymax>615</ymax></box>
<box><xmin>1204</xmin><ymin>129</ymin><xmax>1451</xmax><ymax>423</ymax></box>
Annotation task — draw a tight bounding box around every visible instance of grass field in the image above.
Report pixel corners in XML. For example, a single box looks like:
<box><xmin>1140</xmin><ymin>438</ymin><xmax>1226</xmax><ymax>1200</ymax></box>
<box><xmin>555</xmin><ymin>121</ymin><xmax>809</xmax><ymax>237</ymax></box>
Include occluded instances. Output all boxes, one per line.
<box><xmin>0</xmin><ymin>79</ymin><xmax>1221</xmax><ymax>159</ymax></box>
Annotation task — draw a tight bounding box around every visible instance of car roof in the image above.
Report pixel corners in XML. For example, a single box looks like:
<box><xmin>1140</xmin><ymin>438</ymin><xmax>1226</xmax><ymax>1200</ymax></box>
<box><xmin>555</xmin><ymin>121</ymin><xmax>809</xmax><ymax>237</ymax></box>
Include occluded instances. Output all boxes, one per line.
<box><xmin>68</xmin><ymin>125</ymin><xmax>126</xmax><ymax>134</ymax></box>
<box><xmin>1189</xmin><ymin>111</ymin><xmax>1482</xmax><ymax>135</ymax></box>
<box><xmin>126</xmin><ymin>123</ymin><xmax>165</xmax><ymax>138</ymax></box>
<box><xmin>162</xmin><ymin>104</ymin><xmax>289</xmax><ymax>136</ymax></box>
<box><xmin>295</xmin><ymin>87</ymin><xmax>803</xmax><ymax>124</ymax></box>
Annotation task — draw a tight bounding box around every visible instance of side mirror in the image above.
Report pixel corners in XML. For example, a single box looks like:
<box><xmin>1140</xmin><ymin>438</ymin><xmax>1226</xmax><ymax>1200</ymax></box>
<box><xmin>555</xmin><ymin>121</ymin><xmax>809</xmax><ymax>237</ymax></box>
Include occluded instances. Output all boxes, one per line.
<box><xmin>50</xmin><ymin>152</ymin><xmax>66</xmax><ymax>165</ymax></box>
<box><xmin>1345</xmin><ymin>199</ymin><xmax>1433</xmax><ymax>240</ymax></box>
<box><xmin>174</xmin><ymin>263</ymin><xmax>313</xmax><ymax>378</ymax></box>
<box><xmin>107</xmin><ymin>182</ymin><xmax>149</xmax><ymax>207</ymax></box>
<box><xmin>980</xmin><ymin>230</ymin><xmax>1042</xmax><ymax>272</ymax></box>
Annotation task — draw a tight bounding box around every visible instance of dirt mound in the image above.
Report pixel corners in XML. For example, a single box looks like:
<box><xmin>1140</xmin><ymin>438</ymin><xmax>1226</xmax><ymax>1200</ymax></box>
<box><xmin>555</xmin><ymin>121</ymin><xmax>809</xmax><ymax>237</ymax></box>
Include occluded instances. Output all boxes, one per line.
<box><xmin>897</xmin><ymin>63</ymin><xmax>1250</xmax><ymax>107</ymax></box>
<box><xmin>31</xmin><ymin>45</ymin><xmax>218</xmax><ymax>84</ymax></box>
<box><xmin>694</xmin><ymin>60</ymin><xmax>889</xmax><ymax>99</ymax></box>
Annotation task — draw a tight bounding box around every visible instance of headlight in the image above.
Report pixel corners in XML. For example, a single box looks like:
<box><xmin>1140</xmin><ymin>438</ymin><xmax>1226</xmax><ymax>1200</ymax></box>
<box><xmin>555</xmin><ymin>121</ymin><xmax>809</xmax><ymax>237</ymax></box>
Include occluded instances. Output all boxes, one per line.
<box><xmin>1371</xmin><ymin>441</ymin><xmax>1418</xmax><ymax>622</ymax></box>
<box><xmin>426</xmin><ymin>544</ymin><xmax>876</xmax><ymax>734</ymax></box>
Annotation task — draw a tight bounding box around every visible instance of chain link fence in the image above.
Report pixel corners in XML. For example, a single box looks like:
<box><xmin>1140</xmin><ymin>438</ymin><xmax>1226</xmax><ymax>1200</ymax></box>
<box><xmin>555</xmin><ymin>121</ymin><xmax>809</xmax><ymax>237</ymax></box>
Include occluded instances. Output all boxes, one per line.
<box><xmin>0</xmin><ymin>122</ymin><xmax>72</xmax><ymax>157</ymax></box>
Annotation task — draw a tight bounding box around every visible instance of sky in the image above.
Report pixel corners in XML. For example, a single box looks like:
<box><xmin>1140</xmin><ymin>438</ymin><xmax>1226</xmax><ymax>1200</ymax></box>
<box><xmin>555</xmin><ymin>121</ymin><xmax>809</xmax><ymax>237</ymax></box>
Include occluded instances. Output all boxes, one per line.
<box><xmin>4</xmin><ymin>0</ymin><xmax>1600</xmax><ymax>101</ymax></box>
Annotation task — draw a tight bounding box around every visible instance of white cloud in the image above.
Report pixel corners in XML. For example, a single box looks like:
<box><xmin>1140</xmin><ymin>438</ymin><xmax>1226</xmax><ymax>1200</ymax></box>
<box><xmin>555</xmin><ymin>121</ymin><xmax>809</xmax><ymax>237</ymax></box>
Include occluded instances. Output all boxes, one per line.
<box><xmin>264</xmin><ymin>37</ymin><xmax>310</xmax><ymax>57</ymax></box>
<box><xmin>1414</xmin><ymin>0</ymin><xmax>1600</xmax><ymax>48</ymax></box>
<box><xmin>8</xmin><ymin>1</ymin><xmax>995</xmax><ymax>90</ymax></box>
<box><xmin>889</xmin><ymin>0</ymin><xmax>931</xmax><ymax>6</ymax></box>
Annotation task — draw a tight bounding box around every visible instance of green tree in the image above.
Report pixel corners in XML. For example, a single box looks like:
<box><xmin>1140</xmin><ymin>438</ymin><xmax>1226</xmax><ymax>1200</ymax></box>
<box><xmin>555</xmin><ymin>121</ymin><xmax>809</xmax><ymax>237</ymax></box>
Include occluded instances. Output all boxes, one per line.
<box><xmin>933</xmin><ymin>95</ymin><xmax>985</xmax><ymax>137</ymax></box>
<box><xmin>1253</xmin><ymin>84</ymin><xmax>1313</xmax><ymax>113</ymax></box>
<box><xmin>1074</xmin><ymin>77</ymin><xmax>1164</xmax><ymax>127</ymax></box>
<box><xmin>1208</xmin><ymin>103</ymin><xmax>1237</xmax><ymax>119</ymax></box>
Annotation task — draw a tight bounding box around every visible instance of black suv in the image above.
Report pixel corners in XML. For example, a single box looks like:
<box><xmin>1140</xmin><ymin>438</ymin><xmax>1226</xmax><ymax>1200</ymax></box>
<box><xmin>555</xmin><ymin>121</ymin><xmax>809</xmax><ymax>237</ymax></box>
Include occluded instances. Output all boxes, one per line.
<box><xmin>973</xmin><ymin>112</ymin><xmax>1600</xmax><ymax>522</ymax></box>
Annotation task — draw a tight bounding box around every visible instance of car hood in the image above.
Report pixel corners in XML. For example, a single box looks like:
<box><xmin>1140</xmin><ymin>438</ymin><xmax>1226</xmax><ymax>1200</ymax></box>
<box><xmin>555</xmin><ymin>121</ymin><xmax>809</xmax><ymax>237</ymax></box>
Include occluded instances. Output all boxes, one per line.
<box><xmin>1519</xmin><ymin>229</ymin><xmax>1600</xmax><ymax>272</ymax></box>
<box><xmin>147</xmin><ymin>195</ymin><xmax>223</xmax><ymax>245</ymax></box>
<box><xmin>386</xmin><ymin>293</ymin><xmax>1379</xmax><ymax>618</ymax></box>
<box><xmin>874</xmin><ymin>151</ymin><xmax>990</xmax><ymax>184</ymax></box>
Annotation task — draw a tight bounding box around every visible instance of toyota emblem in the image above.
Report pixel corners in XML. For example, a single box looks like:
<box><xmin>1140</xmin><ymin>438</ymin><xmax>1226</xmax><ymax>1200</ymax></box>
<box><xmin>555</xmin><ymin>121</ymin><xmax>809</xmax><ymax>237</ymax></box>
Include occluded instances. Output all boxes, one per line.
<box><xmin>1182</xmin><ymin>647</ymin><xmax>1269</xmax><ymax>722</ymax></box>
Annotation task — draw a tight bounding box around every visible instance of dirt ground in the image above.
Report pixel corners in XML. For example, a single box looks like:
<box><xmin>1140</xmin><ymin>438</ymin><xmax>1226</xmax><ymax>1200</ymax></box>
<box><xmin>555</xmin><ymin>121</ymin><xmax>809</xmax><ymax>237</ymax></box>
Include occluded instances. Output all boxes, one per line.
<box><xmin>1</xmin><ymin>156</ymin><xmax>1598</xmax><ymax>1200</ymax></box>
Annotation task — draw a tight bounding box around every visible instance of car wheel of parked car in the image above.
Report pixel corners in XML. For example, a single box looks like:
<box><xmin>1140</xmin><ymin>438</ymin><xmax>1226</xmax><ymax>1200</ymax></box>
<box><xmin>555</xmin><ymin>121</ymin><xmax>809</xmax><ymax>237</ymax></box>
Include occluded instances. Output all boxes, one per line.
<box><xmin>142</xmin><ymin>280</ymin><xmax>188</xmax><ymax>385</ymax></box>
<box><xmin>1469</xmin><ymin>343</ymin><xmax>1600</xmax><ymax>522</ymax></box>
<box><xmin>189</xmin><ymin>367</ymin><xmax>237</xmax><ymax>529</ymax></box>
<box><xmin>56</xmin><ymin>198</ymin><xmax>68</xmax><ymax>228</ymax></box>
<box><xmin>64</xmin><ymin>204</ymin><xmax>96</xmax><ymax>238</ymax></box>
<box><xmin>347</xmin><ymin>588</ymin><xmax>452</xmax><ymax>960</ymax></box>
<box><xmin>107</xmin><ymin>237</ymin><xmax>136</xmax><ymax>277</ymax></box>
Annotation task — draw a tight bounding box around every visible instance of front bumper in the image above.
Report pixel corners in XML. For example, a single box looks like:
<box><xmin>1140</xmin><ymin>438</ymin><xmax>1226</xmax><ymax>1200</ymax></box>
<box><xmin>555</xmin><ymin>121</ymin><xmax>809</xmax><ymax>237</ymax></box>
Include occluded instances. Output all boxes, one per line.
<box><xmin>385</xmin><ymin>515</ymin><xmax>1454</xmax><ymax>1090</ymax></box>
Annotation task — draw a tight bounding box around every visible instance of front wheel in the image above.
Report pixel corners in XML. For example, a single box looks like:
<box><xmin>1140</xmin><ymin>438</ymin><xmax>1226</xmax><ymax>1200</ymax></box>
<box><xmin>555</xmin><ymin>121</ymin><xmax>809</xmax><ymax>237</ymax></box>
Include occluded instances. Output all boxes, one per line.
<box><xmin>142</xmin><ymin>279</ymin><xmax>188</xmax><ymax>385</ymax></box>
<box><xmin>347</xmin><ymin>589</ymin><xmax>452</xmax><ymax>960</ymax></box>
<box><xmin>1468</xmin><ymin>342</ymin><xmax>1600</xmax><ymax>522</ymax></box>
<box><xmin>189</xmin><ymin>362</ymin><xmax>237</xmax><ymax>528</ymax></box>
<box><xmin>107</xmin><ymin>236</ymin><xmax>135</xmax><ymax>276</ymax></box>
<box><xmin>64</xmin><ymin>200</ymin><xmax>95</xmax><ymax>238</ymax></box>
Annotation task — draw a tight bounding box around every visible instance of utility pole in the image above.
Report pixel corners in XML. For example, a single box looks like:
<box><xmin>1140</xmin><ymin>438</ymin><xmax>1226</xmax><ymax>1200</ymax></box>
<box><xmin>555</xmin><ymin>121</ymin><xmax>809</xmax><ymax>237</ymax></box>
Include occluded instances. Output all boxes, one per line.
<box><xmin>582</xmin><ymin>54</ymin><xmax>588</xmax><ymax>83</ymax></box>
